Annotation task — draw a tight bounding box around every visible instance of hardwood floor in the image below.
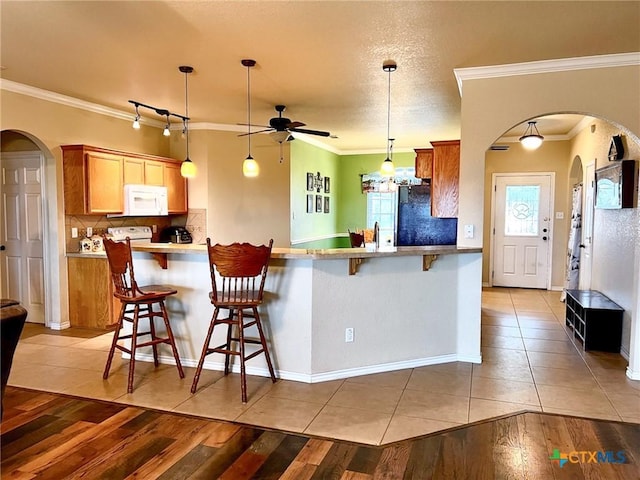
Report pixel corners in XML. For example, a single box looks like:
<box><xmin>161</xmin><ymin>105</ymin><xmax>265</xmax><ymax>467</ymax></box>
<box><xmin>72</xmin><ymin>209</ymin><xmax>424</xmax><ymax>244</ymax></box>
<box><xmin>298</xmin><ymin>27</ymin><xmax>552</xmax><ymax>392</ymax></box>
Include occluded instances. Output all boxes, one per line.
<box><xmin>2</xmin><ymin>387</ymin><xmax>639</xmax><ymax>479</ymax></box>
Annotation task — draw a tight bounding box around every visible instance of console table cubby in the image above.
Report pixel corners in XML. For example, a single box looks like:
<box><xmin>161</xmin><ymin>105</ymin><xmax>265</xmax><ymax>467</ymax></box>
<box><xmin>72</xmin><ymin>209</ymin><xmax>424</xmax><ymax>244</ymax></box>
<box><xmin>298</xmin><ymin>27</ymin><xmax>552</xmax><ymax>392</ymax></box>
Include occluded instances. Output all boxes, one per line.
<box><xmin>565</xmin><ymin>289</ymin><xmax>623</xmax><ymax>352</ymax></box>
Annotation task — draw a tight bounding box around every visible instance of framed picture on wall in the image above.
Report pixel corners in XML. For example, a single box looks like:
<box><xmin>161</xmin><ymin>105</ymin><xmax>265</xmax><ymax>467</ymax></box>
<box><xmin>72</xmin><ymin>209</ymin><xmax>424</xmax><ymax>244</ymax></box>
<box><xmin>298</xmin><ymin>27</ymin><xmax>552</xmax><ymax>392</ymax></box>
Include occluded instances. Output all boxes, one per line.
<box><xmin>324</xmin><ymin>196</ymin><xmax>330</xmax><ymax>213</ymax></box>
<box><xmin>316</xmin><ymin>195</ymin><xmax>323</xmax><ymax>213</ymax></box>
<box><xmin>306</xmin><ymin>172</ymin><xmax>314</xmax><ymax>191</ymax></box>
<box><xmin>324</xmin><ymin>177</ymin><xmax>330</xmax><ymax>193</ymax></box>
<box><xmin>306</xmin><ymin>194</ymin><xmax>314</xmax><ymax>213</ymax></box>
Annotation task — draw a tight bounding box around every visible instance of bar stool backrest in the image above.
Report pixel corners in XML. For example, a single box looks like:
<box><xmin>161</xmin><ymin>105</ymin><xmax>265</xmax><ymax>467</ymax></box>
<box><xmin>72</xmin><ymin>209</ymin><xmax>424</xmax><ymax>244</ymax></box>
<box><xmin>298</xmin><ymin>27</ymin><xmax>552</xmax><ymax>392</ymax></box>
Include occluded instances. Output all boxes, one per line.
<box><xmin>206</xmin><ymin>238</ymin><xmax>273</xmax><ymax>306</ymax></box>
<box><xmin>103</xmin><ymin>236</ymin><xmax>141</xmax><ymax>299</ymax></box>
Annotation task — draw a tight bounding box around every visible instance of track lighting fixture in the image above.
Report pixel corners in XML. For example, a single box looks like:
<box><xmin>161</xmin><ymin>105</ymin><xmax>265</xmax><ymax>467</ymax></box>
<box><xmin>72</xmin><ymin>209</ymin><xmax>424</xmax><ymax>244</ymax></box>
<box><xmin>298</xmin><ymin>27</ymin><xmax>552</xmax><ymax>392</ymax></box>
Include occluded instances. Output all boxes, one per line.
<box><xmin>132</xmin><ymin>104</ymin><xmax>141</xmax><ymax>129</ymax></box>
<box><xmin>163</xmin><ymin>114</ymin><xmax>171</xmax><ymax>137</ymax></box>
<box><xmin>519</xmin><ymin>121</ymin><xmax>544</xmax><ymax>150</ymax></box>
<box><xmin>242</xmin><ymin>59</ymin><xmax>259</xmax><ymax>178</ymax></box>
<box><xmin>380</xmin><ymin>60</ymin><xmax>397</xmax><ymax>177</ymax></box>
<box><xmin>129</xmin><ymin>66</ymin><xmax>196</xmax><ymax>178</ymax></box>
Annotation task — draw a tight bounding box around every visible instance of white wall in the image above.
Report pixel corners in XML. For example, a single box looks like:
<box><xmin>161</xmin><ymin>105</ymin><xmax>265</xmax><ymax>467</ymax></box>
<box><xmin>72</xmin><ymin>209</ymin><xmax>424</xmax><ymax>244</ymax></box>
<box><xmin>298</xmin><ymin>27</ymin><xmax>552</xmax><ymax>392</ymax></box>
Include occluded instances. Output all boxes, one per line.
<box><xmin>457</xmin><ymin>61</ymin><xmax>640</xmax><ymax>378</ymax></box>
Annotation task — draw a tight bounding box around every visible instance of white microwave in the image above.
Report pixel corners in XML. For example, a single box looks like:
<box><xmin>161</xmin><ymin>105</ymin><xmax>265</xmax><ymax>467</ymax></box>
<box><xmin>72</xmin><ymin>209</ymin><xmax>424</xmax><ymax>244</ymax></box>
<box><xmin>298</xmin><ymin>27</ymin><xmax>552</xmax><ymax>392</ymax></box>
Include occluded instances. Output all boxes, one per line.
<box><xmin>122</xmin><ymin>184</ymin><xmax>168</xmax><ymax>216</ymax></box>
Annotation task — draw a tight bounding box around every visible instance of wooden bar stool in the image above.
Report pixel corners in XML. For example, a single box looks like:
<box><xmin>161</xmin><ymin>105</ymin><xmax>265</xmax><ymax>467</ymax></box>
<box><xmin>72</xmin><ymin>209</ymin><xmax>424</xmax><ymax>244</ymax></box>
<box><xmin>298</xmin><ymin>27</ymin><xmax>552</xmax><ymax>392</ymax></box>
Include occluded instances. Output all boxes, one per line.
<box><xmin>191</xmin><ymin>238</ymin><xmax>277</xmax><ymax>402</ymax></box>
<box><xmin>103</xmin><ymin>237</ymin><xmax>184</xmax><ymax>393</ymax></box>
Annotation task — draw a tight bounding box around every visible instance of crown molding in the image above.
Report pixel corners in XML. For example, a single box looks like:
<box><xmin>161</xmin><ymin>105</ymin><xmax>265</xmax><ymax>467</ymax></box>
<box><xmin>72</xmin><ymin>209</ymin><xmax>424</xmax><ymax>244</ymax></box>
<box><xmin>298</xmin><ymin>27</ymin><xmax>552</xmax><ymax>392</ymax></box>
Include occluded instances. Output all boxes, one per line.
<box><xmin>454</xmin><ymin>52</ymin><xmax>640</xmax><ymax>96</ymax></box>
<box><xmin>1</xmin><ymin>78</ymin><xmax>166</xmax><ymax>128</ymax></box>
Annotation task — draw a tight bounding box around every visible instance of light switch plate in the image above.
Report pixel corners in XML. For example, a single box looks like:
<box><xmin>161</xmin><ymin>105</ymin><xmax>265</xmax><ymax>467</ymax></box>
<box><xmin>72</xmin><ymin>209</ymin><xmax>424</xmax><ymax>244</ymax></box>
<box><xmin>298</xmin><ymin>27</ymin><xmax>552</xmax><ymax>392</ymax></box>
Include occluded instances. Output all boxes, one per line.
<box><xmin>71</xmin><ymin>227</ymin><xmax>78</xmax><ymax>238</ymax></box>
<box><xmin>464</xmin><ymin>224</ymin><xmax>474</xmax><ymax>239</ymax></box>
<box><xmin>86</xmin><ymin>227</ymin><xmax>93</xmax><ymax>237</ymax></box>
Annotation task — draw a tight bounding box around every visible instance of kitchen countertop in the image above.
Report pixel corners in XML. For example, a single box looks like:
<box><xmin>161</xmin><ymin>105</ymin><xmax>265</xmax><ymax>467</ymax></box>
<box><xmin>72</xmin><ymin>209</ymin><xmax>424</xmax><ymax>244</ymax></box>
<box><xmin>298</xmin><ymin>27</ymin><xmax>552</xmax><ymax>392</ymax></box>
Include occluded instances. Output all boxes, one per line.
<box><xmin>127</xmin><ymin>242</ymin><xmax>482</xmax><ymax>259</ymax></box>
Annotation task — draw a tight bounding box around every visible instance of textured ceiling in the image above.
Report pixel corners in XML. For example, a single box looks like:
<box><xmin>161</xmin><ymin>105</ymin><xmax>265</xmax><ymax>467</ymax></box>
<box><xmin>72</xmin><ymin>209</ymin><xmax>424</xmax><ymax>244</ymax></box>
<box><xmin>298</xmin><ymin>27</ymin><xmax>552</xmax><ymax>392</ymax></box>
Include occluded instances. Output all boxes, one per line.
<box><xmin>1</xmin><ymin>1</ymin><xmax>639</xmax><ymax>152</ymax></box>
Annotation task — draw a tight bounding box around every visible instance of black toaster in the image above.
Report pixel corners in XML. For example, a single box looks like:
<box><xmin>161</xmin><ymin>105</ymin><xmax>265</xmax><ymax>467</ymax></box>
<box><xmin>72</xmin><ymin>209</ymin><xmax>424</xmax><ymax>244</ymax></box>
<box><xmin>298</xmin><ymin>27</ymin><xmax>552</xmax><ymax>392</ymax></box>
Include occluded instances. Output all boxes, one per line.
<box><xmin>159</xmin><ymin>226</ymin><xmax>193</xmax><ymax>244</ymax></box>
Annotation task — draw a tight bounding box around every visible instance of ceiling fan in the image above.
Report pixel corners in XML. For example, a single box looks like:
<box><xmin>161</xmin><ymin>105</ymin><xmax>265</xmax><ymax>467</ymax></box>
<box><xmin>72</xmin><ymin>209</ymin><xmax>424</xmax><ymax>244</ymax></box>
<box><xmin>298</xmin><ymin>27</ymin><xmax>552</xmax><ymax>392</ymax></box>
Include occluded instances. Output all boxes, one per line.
<box><xmin>239</xmin><ymin>105</ymin><xmax>331</xmax><ymax>143</ymax></box>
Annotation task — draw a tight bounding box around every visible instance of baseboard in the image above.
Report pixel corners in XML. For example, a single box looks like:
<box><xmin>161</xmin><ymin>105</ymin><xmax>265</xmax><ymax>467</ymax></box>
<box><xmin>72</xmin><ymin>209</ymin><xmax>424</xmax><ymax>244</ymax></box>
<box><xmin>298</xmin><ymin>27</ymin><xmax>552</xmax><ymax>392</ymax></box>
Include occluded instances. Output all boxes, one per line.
<box><xmin>626</xmin><ymin>366</ymin><xmax>640</xmax><ymax>381</ymax></box>
<box><xmin>129</xmin><ymin>352</ymin><xmax>481</xmax><ymax>383</ymax></box>
<box><xmin>48</xmin><ymin>320</ymin><xmax>71</xmax><ymax>330</ymax></box>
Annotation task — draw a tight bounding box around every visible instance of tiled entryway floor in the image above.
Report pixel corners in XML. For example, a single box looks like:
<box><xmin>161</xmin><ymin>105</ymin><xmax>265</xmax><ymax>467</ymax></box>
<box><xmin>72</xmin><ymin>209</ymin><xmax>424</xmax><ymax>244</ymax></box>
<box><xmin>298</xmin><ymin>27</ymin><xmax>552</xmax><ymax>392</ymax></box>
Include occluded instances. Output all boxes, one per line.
<box><xmin>8</xmin><ymin>288</ymin><xmax>639</xmax><ymax>445</ymax></box>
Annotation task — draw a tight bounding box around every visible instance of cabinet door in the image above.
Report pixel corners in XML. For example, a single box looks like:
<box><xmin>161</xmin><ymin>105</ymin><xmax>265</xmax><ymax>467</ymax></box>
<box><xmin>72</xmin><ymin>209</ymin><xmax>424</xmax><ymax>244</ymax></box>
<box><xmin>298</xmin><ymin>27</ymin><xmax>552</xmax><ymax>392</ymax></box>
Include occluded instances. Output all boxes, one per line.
<box><xmin>414</xmin><ymin>148</ymin><xmax>433</xmax><ymax>179</ymax></box>
<box><xmin>67</xmin><ymin>257</ymin><xmax>118</xmax><ymax>329</ymax></box>
<box><xmin>144</xmin><ymin>160</ymin><xmax>165</xmax><ymax>186</ymax></box>
<box><xmin>123</xmin><ymin>157</ymin><xmax>144</xmax><ymax>185</ymax></box>
<box><xmin>431</xmin><ymin>140</ymin><xmax>459</xmax><ymax>218</ymax></box>
<box><xmin>86</xmin><ymin>152</ymin><xmax>123</xmax><ymax>213</ymax></box>
<box><xmin>164</xmin><ymin>162</ymin><xmax>188</xmax><ymax>214</ymax></box>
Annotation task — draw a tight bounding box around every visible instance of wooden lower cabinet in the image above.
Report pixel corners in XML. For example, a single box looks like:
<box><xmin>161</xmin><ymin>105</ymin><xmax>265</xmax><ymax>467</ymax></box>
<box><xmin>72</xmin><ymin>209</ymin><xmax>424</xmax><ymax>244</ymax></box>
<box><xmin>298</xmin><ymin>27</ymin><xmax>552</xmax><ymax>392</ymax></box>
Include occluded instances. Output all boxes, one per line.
<box><xmin>67</xmin><ymin>257</ymin><xmax>119</xmax><ymax>329</ymax></box>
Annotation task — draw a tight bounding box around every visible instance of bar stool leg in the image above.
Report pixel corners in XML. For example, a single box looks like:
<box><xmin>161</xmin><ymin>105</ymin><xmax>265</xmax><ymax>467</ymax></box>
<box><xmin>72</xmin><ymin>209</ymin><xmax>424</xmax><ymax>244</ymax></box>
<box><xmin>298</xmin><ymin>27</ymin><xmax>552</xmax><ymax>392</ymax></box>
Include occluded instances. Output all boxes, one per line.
<box><xmin>238</xmin><ymin>309</ymin><xmax>248</xmax><ymax>403</ymax></box>
<box><xmin>127</xmin><ymin>305</ymin><xmax>140</xmax><ymax>394</ymax></box>
<box><xmin>147</xmin><ymin>304</ymin><xmax>160</xmax><ymax>367</ymax></box>
<box><xmin>104</xmin><ymin>302</ymin><xmax>125</xmax><ymax>380</ymax></box>
<box><xmin>254</xmin><ymin>307</ymin><xmax>277</xmax><ymax>383</ymax></box>
<box><xmin>159</xmin><ymin>301</ymin><xmax>184</xmax><ymax>378</ymax></box>
<box><xmin>190</xmin><ymin>307</ymin><xmax>218</xmax><ymax>394</ymax></box>
<box><xmin>224</xmin><ymin>308</ymin><xmax>234</xmax><ymax>375</ymax></box>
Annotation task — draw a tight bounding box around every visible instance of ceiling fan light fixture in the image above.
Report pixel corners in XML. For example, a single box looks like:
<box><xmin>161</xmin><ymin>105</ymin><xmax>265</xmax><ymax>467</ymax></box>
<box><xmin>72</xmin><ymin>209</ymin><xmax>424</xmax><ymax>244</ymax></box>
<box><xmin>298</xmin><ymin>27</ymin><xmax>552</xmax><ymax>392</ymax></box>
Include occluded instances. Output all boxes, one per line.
<box><xmin>269</xmin><ymin>130</ymin><xmax>290</xmax><ymax>144</ymax></box>
<box><xmin>519</xmin><ymin>121</ymin><xmax>544</xmax><ymax>150</ymax></box>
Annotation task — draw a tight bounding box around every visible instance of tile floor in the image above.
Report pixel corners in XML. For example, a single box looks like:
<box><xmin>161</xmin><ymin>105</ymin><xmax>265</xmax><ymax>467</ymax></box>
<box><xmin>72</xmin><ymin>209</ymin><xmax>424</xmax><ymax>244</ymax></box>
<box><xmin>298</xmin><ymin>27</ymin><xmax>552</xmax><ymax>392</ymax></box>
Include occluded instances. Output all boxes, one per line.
<box><xmin>8</xmin><ymin>287</ymin><xmax>639</xmax><ymax>445</ymax></box>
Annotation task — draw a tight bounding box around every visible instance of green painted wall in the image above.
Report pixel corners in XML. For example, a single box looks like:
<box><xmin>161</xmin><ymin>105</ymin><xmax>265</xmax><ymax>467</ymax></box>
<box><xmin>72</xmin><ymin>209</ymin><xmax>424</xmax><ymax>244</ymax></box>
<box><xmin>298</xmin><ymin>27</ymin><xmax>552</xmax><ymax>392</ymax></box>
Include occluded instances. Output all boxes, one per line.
<box><xmin>290</xmin><ymin>143</ymin><xmax>414</xmax><ymax>247</ymax></box>
<box><xmin>290</xmin><ymin>141</ymin><xmax>340</xmax><ymax>244</ymax></box>
<box><xmin>336</xmin><ymin>151</ymin><xmax>414</xmax><ymax>233</ymax></box>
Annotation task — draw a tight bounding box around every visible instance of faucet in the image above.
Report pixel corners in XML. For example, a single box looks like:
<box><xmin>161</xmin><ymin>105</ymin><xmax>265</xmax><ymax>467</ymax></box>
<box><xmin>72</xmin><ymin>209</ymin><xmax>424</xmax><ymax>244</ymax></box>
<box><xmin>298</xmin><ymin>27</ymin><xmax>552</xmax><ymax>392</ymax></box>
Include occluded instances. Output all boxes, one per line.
<box><xmin>374</xmin><ymin>221</ymin><xmax>379</xmax><ymax>248</ymax></box>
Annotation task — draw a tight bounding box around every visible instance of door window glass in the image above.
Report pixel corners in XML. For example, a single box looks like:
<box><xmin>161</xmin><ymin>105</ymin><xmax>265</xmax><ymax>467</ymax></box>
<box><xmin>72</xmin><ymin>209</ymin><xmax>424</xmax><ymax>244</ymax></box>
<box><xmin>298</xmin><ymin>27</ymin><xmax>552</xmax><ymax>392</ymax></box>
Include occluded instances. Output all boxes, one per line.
<box><xmin>504</xmin><ymin>185</ymin><xmax>539</xmax><ymax>236</ymax></box>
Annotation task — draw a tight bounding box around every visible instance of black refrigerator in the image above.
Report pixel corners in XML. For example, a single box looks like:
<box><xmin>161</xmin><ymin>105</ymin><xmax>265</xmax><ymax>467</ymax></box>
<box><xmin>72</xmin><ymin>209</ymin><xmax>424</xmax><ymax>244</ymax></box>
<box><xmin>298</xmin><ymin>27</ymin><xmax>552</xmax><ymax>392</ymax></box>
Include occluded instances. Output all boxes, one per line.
<box><xmin>396</xmin><ymin>184</ymin><xmax>457</xmax><ymax>246</ymax></box>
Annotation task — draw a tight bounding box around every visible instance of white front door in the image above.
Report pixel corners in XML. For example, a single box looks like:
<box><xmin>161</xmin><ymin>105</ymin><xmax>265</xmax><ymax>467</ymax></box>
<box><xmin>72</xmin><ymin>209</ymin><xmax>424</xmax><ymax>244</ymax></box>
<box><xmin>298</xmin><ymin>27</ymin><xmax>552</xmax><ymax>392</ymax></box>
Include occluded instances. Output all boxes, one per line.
<box><xmin>0</xmin><ymin>152</ymin><xmax>45</xmax><ymax>322</ymax></box>
<box><xmin>579</xmin><ymin>163</ymin><xmax>595</xmax><ymax>289</ymax></box>
<box><xmin>492</xmin><ymin>173</ymin><xmax>553</xmax><ymax>289</ymax></box>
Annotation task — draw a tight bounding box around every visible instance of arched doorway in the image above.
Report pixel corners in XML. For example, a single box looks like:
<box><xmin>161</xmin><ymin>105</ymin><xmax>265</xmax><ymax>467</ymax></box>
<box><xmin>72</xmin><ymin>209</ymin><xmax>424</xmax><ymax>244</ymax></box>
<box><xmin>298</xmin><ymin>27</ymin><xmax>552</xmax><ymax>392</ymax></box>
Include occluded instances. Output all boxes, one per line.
<box><xmin>0</xmin><ymin>130</ymin><xmax>65</xmax><ymax>329</ymax></box>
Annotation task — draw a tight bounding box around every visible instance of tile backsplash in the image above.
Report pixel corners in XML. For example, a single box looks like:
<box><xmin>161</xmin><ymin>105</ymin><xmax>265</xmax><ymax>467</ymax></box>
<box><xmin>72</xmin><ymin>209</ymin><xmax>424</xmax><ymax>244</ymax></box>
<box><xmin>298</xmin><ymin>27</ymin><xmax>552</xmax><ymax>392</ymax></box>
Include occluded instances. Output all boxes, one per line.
<box><xmin>65</xmin><ymin>209</ymin><xmax>207</xmax><ymax>251</ymax></box>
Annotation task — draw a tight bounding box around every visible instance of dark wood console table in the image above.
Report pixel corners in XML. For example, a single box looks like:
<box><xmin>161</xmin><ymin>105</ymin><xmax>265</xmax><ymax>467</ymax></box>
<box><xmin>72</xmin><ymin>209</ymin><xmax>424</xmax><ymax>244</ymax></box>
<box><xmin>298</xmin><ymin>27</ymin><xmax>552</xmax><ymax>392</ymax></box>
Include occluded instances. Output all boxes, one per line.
<box><xmin>565</xmin><ymin>289</ymin><xmax>623</xmax><ymax>352</ymax></box>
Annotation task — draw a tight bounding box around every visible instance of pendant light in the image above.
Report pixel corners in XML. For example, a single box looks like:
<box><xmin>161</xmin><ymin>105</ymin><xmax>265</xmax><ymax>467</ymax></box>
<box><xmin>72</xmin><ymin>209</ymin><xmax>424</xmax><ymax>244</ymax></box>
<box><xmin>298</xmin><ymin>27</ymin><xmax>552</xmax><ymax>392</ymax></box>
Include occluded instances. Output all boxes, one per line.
<box><xmin>242</xmin><ymin>59</ymin><xmax>259</xmax><ymax>178</ymax></box>
<box><xmin>179</xmin><ymin>65</ymin><xmax>197</xmax><ymax>178</ymax></box>
<box><xmin>380</xmin><ymin>60</ymin><xmax>397</xmax><ymax>177</ymax></box>
<box><xmin>519</xmin><ymin>120</ymin><xmax>544</xmax><ymax>150</ymax></box>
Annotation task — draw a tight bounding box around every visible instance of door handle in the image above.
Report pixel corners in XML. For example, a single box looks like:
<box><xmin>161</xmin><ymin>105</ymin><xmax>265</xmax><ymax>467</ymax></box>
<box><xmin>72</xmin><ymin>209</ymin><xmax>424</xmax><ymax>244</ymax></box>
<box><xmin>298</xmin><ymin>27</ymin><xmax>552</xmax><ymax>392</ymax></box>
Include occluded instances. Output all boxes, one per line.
<box><xmin>579</xmin><ymin>244</ymin><xmax>586</xmax><ymax>248</ymax></box>
<box><xmin>542</xmin><ymin>236</ymin><xmax>548</xmax><ymax>241</ymax></box>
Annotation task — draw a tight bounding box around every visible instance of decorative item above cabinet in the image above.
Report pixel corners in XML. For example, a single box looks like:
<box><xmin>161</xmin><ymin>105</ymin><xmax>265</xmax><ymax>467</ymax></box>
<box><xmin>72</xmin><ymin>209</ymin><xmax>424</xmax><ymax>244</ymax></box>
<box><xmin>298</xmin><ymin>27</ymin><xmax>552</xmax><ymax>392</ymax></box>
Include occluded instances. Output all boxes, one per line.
<box><xmin>62</xmin><ymin>145</ymin><xmax>188</xmax><ymax>215</ymax></box>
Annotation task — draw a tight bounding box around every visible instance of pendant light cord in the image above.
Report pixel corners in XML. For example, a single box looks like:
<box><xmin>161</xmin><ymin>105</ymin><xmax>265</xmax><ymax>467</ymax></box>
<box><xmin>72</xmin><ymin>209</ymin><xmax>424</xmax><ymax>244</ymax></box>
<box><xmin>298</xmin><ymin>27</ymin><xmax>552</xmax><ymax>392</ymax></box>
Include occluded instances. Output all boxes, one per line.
<box><xmin>247</xmin><ymin>63</ymin><xmax>252</xmax><ymax>156</ymax></box>
<box><xmin>386</xmin><ymin>66</ymin><xmax>391</xmax><ymax>160</ymax></box>
<box><xmin>184</xmin><ymin>69</ymin><xmax>190</xmax><ymax>159</ymax></box>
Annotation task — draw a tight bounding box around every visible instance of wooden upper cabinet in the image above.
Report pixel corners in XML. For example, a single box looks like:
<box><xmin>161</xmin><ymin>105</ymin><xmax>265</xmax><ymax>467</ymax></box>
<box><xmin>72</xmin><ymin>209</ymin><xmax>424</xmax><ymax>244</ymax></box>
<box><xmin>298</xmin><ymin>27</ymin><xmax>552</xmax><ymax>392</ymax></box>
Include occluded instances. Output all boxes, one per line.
<box><xmin>414</xmin><ymin>148</ymin><xmax>433</xmax><ymax>179</ymax></box>
<box><xmin>123</xmin><ymin>157</ymin><xmax>145</xmax><ymax>185</ymax></box>
<box><xmin>144</xmin><ymin>160</ymin><xmax>165</xmax><ymax>186</ymax></box>
<box><xmin>164</xmin><ymin>162</ymin><xmax>188</xmax><ymax>214</ymax></box>
<box><xmin>62</xmin><ymin>145</ymin><xmax>123</xmax><ymax>215</ymax></box>
<box><xmin>430</xmin><ymin>140</ymin><xmax>460</xmax><ymax>218</ymax></box>
<box><xmin>63</xmin><ymin>145</ymin><xmax>187</xmax><ymax>215</ymax></box>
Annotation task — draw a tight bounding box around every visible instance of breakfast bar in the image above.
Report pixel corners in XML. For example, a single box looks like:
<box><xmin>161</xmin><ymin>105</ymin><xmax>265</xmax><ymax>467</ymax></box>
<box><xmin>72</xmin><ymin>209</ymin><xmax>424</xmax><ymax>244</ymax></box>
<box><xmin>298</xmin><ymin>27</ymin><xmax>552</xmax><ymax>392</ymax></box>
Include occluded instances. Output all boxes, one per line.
<box><xmin>124</xmin><ymin>243</ymin><xmax>483</xmax><ymax>383</ymax></box>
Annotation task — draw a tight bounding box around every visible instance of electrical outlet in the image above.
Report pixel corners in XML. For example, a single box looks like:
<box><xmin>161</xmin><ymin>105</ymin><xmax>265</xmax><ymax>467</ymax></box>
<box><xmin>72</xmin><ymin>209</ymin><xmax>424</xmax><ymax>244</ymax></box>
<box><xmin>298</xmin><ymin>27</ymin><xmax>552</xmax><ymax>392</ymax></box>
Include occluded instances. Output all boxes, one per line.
<box><xmin>71</xmin><ymin>227</ymin><xmax>78</xmax><ymax>238</ymax></box>
<box><xmin>152</xmin><ymin>224</ymin><xmax>157</xmax><ymax>233</ymax></box>
<box><xmin>86</xmin><ymin>227</ymin><xmax>93</xmax><ymax>237</ymax></box>
<box><xmin>345</xmin><ymin>327</ymin><xmax>354</xmax><ymax>343</ymax></box>
<box><xmin>464</xmin><ymin>224</ymin><xmax>474</xmax><ymax>239</ymax></box>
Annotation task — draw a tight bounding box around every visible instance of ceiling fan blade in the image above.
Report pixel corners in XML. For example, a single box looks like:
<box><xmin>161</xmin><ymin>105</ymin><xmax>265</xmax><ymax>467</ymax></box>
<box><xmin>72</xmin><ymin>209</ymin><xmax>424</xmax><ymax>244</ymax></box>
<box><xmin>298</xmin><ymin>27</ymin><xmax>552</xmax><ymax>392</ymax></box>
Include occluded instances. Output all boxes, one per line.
<box><xmin>238</xmin><ymin>128</ymin><xmax>274</xmax><ymax>137</ymax></box>
<box><xmin>287</xmin><ymin>121</ymin><xmax>306</xmax><ymax>129</ymax></box>
<box><xmin>237</xmin><ymin>123</ymin><xmax>271</xmax><ymax>128</ymax></box>
<box><xmin>289</xmin><ymin>127</ymin><xmax>331</xmax><ymax>137</ymax></box>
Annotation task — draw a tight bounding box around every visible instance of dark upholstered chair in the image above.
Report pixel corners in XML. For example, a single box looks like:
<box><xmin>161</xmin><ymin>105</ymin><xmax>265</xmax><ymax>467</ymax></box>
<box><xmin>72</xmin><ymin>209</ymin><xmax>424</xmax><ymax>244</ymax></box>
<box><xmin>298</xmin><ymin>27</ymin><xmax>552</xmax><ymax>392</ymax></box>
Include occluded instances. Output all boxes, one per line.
<box><xmin>1</xmin><ymin>299</ymin><xmax>28</xmax><ymax>418</ymax></box>
<box><xmin>191</xmin><ymin>238</ymin><xmax>276</xmax><ymax>402</ymax></box>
